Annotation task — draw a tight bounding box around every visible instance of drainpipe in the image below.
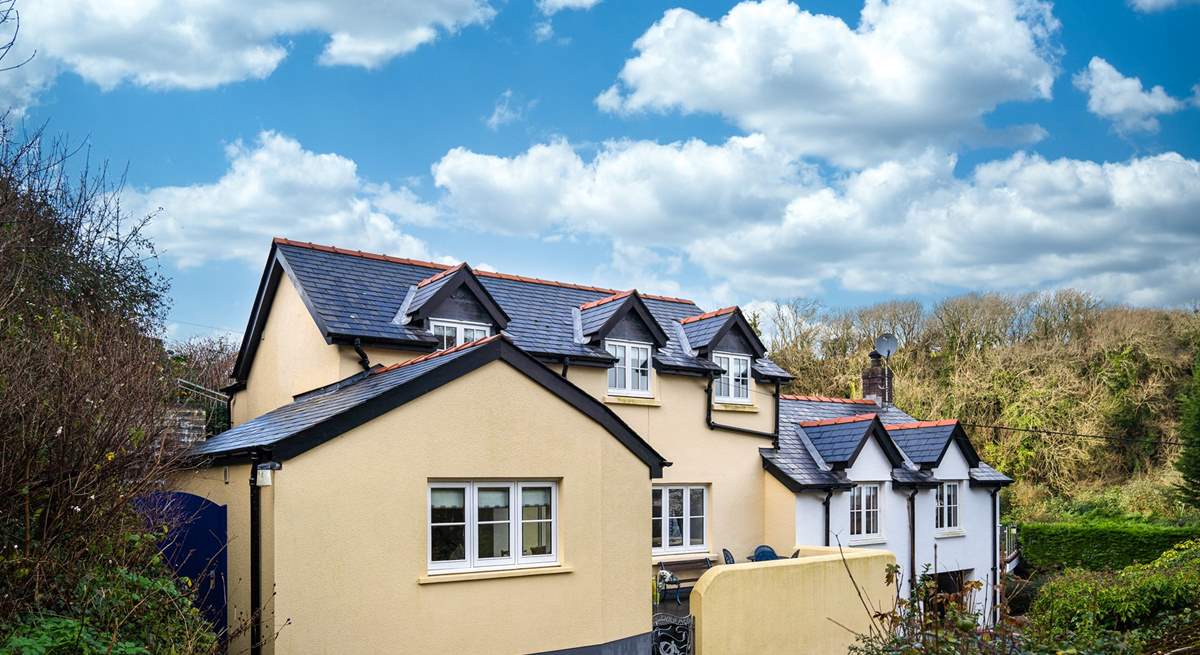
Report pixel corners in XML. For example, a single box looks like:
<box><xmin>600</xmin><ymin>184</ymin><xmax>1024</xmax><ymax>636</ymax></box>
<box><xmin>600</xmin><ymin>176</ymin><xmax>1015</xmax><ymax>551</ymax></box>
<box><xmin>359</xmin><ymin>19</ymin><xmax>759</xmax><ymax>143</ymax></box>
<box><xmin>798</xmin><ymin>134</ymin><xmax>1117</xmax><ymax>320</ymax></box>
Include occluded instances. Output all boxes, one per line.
<box><xmin>705</xmin><ymin>377</ymin><xmax>779</xmax><ymax>440</ymax></box>
<box><xmin>352</xmin><ymin>338</ymin><xmax>370</xmax><ymax>371</ymax></box>
<box><xmin>907</xmin><ymin>488</ymin><xmax>918</xmax><ymax>595</ymax></box>
<box><xmin>822</xmin><ymin>490</ymin><xmax>833</xmax><ymax>547</ymax></box>
<box><xmin>990</xmin><ymin>487</ymin><xmax>999</xmax><ymax>626</ymax></box>
<box><xmin>560</xmin><ymin>356</ymin><xmax>571</xmax><ymax>378</ymax></box>
<box><xmin>249</xmin><ymin>451</ymin><xmax>262</xmax><ymax>655</ymax></box>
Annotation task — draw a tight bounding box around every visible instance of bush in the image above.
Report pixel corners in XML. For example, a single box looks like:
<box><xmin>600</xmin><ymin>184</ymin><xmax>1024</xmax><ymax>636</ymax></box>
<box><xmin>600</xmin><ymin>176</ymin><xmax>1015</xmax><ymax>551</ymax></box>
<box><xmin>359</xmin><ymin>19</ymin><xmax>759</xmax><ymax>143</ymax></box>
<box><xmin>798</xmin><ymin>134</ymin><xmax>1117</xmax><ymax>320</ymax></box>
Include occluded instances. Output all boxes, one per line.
<box><xmin>1020</xmin><ymin>519</ymin><xmax>1200</xmax><ymax>570</ymax></box>
<box><xmin>0</xmin><ymin>530</ymin><xmax>217</xmax><ymax>655</ymax></box>
<box><xmin>1030</xmin><ymin>539</ymin><xmax>1200</xmax><ymax>644</ymax></box>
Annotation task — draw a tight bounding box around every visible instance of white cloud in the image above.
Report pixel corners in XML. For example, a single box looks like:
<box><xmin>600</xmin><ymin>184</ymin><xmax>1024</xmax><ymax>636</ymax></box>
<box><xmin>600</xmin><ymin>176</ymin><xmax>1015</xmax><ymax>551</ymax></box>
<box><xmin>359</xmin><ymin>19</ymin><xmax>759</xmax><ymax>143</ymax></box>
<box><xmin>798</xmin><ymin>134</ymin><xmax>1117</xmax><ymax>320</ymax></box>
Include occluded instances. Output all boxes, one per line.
<box><xmin>1128</xmin><ymin>0</ymin><xmax>1199</xmax><ymax>11</ymax></box>
<box><xmin>2</xmin><ymin>0</ymin><xmax>494</xmax><ymax>112</ymax></box>
<box><xmin>432</xmin><ymin>134</ymin><xmax>817</xmax><ymax>238</ymax></box>
<box><xmin>534</xmin><ymin>21</ymin><xmax>556</xmax><ymax>42</ymax></box>
<box><xmin>597</xmin><ymin>0</ymin><xmax>1060</xmax><ymax>167</ymax></box>
<box><xmin>128</xmin><ymin>131</ymin><xmax>437</xmax><ymax>268</ymax></box>
<box><xmin>537</xmin><ymin>0</ymin><xmax>602</xmax><ymax>16</ymax></box>
<box><xmin>1073</xmin><ymin>57</ymin><xmax>1185</xmax><ymax>133</ymax></box>
<box><xmin>485</xmin><ymin>89</ymin><xmax>536</xmax><ymax>130</ymax></box>
<box><xmin>431</xmin><ymin>136</ymin><xmax>1200</xmax><ymax>306</ymax></box>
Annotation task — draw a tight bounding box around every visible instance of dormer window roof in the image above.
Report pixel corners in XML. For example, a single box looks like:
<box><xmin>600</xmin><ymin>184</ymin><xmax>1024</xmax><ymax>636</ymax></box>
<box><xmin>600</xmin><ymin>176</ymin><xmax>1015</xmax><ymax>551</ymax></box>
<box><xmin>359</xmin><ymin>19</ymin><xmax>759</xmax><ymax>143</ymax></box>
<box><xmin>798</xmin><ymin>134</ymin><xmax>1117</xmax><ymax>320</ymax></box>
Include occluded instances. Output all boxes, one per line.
<box><xmin>396</xmin><ymin>262</ymin><xmax>510</xmax><ymax>330</ymax></box>
<box><xmin>576</xmin><ymin>290</ymin><xmax>668</xmax><ymax>348</ymax></box>
<box><xmin>679</xmin><ymin>306</ymin><xmax>767</xmax><ymax>359</ymax></box>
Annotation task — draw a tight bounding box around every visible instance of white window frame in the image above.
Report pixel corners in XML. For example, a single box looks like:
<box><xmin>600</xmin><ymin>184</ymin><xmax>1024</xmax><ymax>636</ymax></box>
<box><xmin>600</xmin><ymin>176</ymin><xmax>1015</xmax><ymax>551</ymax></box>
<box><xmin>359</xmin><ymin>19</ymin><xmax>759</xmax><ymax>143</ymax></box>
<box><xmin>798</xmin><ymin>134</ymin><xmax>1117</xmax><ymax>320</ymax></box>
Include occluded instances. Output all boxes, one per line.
<box><xmin>427</xmin><ymin>480</ymin><xmax>558</xmax><ymax>574</ymax></box>
<box><xmin>605</xmin><ymin>339</ymin><xmax>653</xmax><ymax>398</ymax></box>
<box><xmin>429</xmin><ymin>319</ymin><xmax>491</xmax><ymax>351</ymax></box>
<box><xmin>713</xmin><ymin>352</ymin><xmax>752</xmax><ymax>404</ymax></box>
<box><xmin>936</xmin><ymin>481</ymin><xmax>962</xmax><ymax>535</ymax></box>
<box><xmin>652</xmin><ymin>485</ymin><xmax>708</xmax><ymax>555</ymax></box>
<box><xmin>848</xmin><ymin>483</ymin><xmax>883</xmax><ymax>543</ymax></box>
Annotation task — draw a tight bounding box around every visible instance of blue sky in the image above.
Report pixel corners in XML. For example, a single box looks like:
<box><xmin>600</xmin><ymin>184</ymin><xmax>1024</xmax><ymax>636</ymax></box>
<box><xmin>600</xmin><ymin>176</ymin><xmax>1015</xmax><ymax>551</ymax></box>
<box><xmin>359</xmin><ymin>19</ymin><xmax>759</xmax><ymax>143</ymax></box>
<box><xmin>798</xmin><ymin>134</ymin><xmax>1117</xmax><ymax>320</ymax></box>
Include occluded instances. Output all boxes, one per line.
<box><xmin>13</xmin><ymin>0</ymin><xmax>1200</xmax><ymax>341</ymax></box>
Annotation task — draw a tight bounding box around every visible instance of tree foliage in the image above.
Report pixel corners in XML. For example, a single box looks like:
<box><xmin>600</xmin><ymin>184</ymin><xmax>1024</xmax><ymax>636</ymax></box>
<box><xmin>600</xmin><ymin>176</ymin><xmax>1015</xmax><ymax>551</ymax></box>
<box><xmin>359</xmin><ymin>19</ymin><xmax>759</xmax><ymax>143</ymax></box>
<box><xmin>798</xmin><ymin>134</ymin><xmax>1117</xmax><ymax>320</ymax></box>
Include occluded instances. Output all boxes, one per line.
<box><xmin>1174</xmin><ymin>346</ymin><xmax>1200</xmax><ymax>507</ymax></box>
<box><xmin>767</xmin><ymin>291</ymin><xmax>1200</xmax><ymax>511</ymax></box>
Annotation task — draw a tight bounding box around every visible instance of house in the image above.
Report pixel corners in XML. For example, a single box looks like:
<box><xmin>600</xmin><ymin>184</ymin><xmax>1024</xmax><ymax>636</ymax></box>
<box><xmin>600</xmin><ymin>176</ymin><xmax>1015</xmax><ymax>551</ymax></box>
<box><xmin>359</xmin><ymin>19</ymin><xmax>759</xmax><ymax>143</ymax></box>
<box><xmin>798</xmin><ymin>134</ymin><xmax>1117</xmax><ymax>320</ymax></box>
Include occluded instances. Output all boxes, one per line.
<box><xmin>177</xmin><ymin>238</ymin><xmax>1010</xmax><ymax>654</ymax></box>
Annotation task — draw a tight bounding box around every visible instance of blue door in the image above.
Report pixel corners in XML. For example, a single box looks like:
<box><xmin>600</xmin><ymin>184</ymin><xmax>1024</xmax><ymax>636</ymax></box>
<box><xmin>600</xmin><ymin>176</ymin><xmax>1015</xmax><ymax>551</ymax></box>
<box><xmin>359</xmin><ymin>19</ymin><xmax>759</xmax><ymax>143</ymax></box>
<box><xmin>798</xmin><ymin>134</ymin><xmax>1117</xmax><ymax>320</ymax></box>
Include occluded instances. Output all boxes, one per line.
<box><xmin>141</xmin><ymin>492</ymin><xmax>229</xmax><ymax>640</ymax></box>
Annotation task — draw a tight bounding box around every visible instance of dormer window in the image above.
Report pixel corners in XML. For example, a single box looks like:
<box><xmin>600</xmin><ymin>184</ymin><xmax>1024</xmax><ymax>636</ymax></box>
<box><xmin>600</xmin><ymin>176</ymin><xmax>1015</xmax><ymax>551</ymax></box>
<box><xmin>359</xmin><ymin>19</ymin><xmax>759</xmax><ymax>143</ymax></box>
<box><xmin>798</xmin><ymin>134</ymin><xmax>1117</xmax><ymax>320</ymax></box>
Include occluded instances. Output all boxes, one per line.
<box><xmin>605</xmin><ymin>340</ymin><xmax>651</xmax><ymax>397</ymax></box>
<box><xmin>713</xmin><ymin>352</ymin><xmax>751</xmax><ymax>403</ymax></box>
<box><xmin>430</xmin><ymin>319</ymin><xmax>490</xmax><ymax>350</ymax></box>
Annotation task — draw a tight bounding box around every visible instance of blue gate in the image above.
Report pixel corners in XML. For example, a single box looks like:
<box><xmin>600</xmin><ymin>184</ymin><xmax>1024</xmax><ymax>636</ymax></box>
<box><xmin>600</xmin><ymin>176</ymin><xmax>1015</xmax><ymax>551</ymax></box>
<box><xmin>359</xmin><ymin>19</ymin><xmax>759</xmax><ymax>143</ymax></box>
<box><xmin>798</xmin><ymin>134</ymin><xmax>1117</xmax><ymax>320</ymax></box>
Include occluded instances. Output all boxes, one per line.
<box><xmin>140</xmin><ymin>492</ymin><xmax>228</xmax><ymax>639</ymax></box>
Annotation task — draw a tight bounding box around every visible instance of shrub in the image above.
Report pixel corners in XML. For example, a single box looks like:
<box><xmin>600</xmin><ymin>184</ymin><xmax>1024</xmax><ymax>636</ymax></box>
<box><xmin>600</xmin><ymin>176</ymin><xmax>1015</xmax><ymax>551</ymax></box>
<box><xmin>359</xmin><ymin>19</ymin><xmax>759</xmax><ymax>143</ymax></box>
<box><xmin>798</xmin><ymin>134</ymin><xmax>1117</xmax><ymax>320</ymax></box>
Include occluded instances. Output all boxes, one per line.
<box><xmin>1019</xmin><ymin>519</ymin><xmax>1200</xmax><ymax>570</ymax></box>
<box><xmin>1030</xmin><ymin>539</ymin><xmax>1200</xmax><ymax>643</ymax></box>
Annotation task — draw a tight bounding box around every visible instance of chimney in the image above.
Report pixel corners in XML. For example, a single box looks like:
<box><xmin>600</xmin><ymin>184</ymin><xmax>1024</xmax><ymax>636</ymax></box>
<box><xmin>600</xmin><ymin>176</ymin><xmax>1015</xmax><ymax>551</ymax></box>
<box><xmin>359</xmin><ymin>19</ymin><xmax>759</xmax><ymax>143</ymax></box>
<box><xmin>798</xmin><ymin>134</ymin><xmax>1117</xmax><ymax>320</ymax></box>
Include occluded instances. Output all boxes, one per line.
<box><xmin>862</xmin><ymin>350</ymin><xmax>893</xmax><ymax>406</ymax></box>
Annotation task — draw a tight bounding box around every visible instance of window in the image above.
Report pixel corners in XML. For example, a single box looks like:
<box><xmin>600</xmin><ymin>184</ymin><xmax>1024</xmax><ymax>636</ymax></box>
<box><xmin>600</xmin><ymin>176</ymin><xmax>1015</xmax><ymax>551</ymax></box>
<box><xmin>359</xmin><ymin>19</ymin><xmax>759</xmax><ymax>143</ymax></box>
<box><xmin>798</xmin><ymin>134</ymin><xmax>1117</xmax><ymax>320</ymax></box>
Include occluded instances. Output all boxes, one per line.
<box><xmin>652</xmin><ymin>485</ymin><xmax>706</xmax><ymax>554</ymax></box>
<box><xmin>936</xmin><ymin>482</ymin><xmax>960</xmax><ymax>532</ymax></box>
<box><xmin>429</xmin><ymin>319</ymin><xmax>490</xmax><ymax>350</ymax></box>
<box><xmin>606</xmin><ymin>340</ymin><xmax>652</xmax><ymax>396</ymax></box>
<box><xmin>849</xmin><ymin>484</ymin><xmax>881</xmax><ymax>539</ymax></box>
<box><xmin>428</xmin><ymin>481</ymin><xmax>557</xmax><ymax>573</ymax></box>
<box><xmin>713</xmin><ymin>352</ymin><xmax>751</xmax><ymax>403</ymax></box>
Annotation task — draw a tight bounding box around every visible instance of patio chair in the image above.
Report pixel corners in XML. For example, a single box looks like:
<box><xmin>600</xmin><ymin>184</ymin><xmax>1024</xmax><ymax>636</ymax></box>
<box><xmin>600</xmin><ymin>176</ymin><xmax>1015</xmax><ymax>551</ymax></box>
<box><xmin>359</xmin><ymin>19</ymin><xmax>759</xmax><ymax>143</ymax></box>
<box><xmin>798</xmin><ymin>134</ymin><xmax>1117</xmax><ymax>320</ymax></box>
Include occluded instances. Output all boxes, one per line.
<box><xmin>722</xmin><ymin>548</ymin><xmax>736</xmax><ymax>565</ymax></box>
<box><xmin>657</xmin><ymin>558</ymin><xmax>714</xmax><ymax>606</ymax></box>
<box><xmin>748</xmin><ymin>544</ymin><xmax>779</xmax><ymax>561</ymax></box>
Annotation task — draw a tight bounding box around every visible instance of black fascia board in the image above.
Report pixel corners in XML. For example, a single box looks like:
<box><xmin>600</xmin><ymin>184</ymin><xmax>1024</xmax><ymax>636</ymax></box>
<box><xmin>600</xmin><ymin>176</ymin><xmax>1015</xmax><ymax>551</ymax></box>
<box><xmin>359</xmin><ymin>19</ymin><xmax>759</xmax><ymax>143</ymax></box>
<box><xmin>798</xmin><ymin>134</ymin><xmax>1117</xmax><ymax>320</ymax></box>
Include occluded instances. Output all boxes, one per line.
<box><xmin>231</xmin><ymin>245</ymin><xmax>286</xmax><ymax>382</ymax></box>
<box><xmin>230</xmin><ymin>337</ymin><xmax>668</xmax><ymax>477</ymax></box>
<box><xmin>701</xmin><ymin>308</ymin><xmax>768</xmax><ymax>359</ymax></box>
<box><xmin>592</xmin><ymin>293</ymin><xmax>669</xmax><ymax>347</ymax></box>
<box><xmin>409</xmin><ymin>266</ymin><xmax>511</xmax><ymax>329</ymax></box>
<box><xmin>761</xmin><ymin>455</ymin><xmax>851</xmax><ymax>492</ymax></box>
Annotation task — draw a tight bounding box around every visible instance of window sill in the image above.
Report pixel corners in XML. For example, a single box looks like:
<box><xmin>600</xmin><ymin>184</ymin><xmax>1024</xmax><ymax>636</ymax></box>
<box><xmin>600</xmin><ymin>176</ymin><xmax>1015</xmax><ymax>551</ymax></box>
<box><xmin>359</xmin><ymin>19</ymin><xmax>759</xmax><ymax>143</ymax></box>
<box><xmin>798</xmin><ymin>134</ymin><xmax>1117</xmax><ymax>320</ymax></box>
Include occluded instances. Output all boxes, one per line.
<box><xmin>605</xmin><ymin>395</ymin><xmax>662</xmax><ymax>407</ymax></box>
<box><xmin>712</xmin><ymin>402</ymin><xmax>758</xmax><ymax>413</ymax></box>
<box><xmin>848</xmin><ymin>536</ymin><xmax>887</xmax><ymax>547</ymax></box>
<box><xmin>935</xmin><ymin>529</ymin><xmax>966</xmax><ymax>539</ymax></box>
<box><xmin>418</xmin><ymin>564</ymin><xmax>572</xmax><ymax>585</ymax></box>
<box><xmin>653</xmin><ymin>552</ymin><xmax>715</xmax><ymax>565</ymax></box>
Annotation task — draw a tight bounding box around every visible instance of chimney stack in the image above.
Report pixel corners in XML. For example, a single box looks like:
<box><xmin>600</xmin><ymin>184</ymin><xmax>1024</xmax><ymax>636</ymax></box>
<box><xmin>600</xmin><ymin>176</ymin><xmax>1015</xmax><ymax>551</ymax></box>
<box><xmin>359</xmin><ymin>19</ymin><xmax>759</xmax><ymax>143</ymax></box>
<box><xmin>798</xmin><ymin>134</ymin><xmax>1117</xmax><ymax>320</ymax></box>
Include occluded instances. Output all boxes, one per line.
<box><xmin>862</xmin><ymin>350</ymin><xmax>893</xmax><ymax>406</ymax></box>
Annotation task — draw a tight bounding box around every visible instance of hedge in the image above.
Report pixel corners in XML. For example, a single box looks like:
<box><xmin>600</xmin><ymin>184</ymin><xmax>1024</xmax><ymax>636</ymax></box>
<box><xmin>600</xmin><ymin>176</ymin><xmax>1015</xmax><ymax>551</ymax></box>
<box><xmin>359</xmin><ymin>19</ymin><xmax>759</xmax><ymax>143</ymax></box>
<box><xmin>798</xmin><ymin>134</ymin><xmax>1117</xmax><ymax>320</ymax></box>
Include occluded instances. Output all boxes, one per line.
<box><xmin>1020</xmin><ymin>519</ymin><xmax>1200</xmax><ymax>570</ymax></box>
<box><xmin>1030</xmin><ymin>539</ymin><xmax>1200</xmax><ymax>643</ymax></box>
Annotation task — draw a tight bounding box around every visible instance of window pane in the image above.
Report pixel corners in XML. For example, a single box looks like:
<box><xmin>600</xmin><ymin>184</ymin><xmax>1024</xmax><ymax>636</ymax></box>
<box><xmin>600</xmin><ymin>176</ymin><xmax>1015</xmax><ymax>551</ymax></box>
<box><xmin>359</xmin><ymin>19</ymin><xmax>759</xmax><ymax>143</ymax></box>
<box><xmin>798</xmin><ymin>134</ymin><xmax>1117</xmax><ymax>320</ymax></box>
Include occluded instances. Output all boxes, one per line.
<box><xmin>716</xmin><ymin>374</ymin><xmax>730</xmax><ymax>398</ymax></box>
<box><xmin>522</xmin><ymin>522</ymin><xmax>552</xmax><ymax>556</ymax></box>
<box><xmin>668</xmin><ymin>518</ymin><xmax>684</xmax><ymax>547</ymax></box>
<box><xmin>689</xmin><ymin>488</ymin><xmax>704</xmax><ymax>517</ymax></box>
<box><xmin>477</xmin><ymin>523</ymin><xmax>511</xmax><ymax>559</ymax></box>
<box><xmin>634</xmin><ymin>365</ymin><xmax>649</xmax><ymax>391</ymax></box>
<box><xmin>689</xmin><ymin>517</ymin><xmax>705</xmax><ymax>546</ymax></box>
<box><xmin>522</xmin><ymin>487</ymin><xmax>552</xmax><ymax>521</ymax></box>
<box><xmin>477</xmin><ymin>487</ymin><xmax>510</xmax><ymax>522</ymax></box>
<box><xmin>652</xmin><ymin>517</ymin><xmax>662</xmax><ymax>549</ymax></box>
<box><xmin>465</xmin><ymin>327</ymin><xmax>487</xmax><ymax>342</ymax></box>
<box><xmin>430</xmin><ymin>488</ymin><xmax>465</xmax><ymax>523</ymax></box>
<box><xmin>668</xmin><ymin>489</ymin><xmax>684</xmax><ymax>519</ymax></box>
<box><xmin>608</xmin><ymin>365</ymin><xmax>618</xmax><ymax>389</ymax></box>
<box><xmin>431</xmin><ymin>525</ymin><xmax>466</xmax><ymax>562</ymax></box>
<box><xmin>433</xmin><ymin>325</ymin><xmax>457</xmax><ymax>350</ymax></box>
<box><xmin>652</xmin><ymin>488</ymin><xmax>662</xmax><ymax>518</ymax></box>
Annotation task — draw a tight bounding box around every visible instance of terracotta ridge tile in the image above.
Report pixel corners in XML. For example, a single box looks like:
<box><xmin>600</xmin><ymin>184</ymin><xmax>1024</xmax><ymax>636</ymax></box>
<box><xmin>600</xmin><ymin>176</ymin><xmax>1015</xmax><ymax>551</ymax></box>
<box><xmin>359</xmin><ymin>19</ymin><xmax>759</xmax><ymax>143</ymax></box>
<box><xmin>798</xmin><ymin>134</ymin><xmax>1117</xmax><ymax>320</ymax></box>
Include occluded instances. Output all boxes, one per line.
<box><xmin>273</xmin><ymin>237</ymin><xmax>695</xmax><ymax>304</ymax></box>
<box><xmin>374</xmin><ymin>333</ymin><xmax>503</xmax><ymax>374</ymax></box>
<box><xmin>679</xmin><ymin>306</ymin><xmax>738</xmax><ymax>324</ymax></box>
<box><xmin>781</xmin><ymin>394</ymin><xmax>877</xmax><ymax>405</ymax></box>
<box><xmin>417</xmin><ymin>262</ymin><xmax>466</xmax><ymax>288</ymax></box>
<box><xmin>579</xmin><ymin>290</ymin><xmax>633</xmax><ymax>311</ymax></box>
<box><xmin>797</xmin><ymin>413</ymin><xmax>878</xmax><ymax>428</ymax></box>
<box><xmin>884</xmin><ymin>419</ymin><xmax>958</xmax><ymax>431</ymax></box>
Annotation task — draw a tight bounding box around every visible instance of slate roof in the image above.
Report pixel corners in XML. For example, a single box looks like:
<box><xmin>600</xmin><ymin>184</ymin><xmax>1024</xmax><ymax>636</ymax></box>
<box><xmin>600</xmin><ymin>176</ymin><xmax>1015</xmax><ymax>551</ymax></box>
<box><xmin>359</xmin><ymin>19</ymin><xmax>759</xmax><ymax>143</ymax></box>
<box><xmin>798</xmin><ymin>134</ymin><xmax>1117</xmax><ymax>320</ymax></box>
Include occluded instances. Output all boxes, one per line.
<box><xmin>406</xmin><ymin>264</ymin><xmax>464</xmax><ymax>315</ymax></box>
<box><xmin>197</xmin><ymin>335</ymin><xmax>498</xmax><ymax>456</ymax></box>
<box><xmin>579</xmin><ymin>292</ymin><xmax>630</xmax><ymax>336</ymax></box>
<box><xmin>885</xmin><ymin>420</ymin><xmax>958</xmax><ymax>465</ymax></box>
<box><xmin>970</xmin><ymin>463</ymin><xmax>1013</xmax><ymax>486</ymax></box>
<box><xmin>246</xmin><ymin>239</ymin><xmax>792</xmax><ymax>381</ymax></box>
<box><xmin>766</xmin><ymin>396</ymin><xmax>1012</xmax><ymax>489</ymax></box>
<box><xmin>680</xmin><ymin>307</ymin><xmax>736</xmax><ymax>350</ymax></box>
<box><xmin>799</xmin><ymin>415</ymin><xmax>879</xmax><ymax>464</ymax></box>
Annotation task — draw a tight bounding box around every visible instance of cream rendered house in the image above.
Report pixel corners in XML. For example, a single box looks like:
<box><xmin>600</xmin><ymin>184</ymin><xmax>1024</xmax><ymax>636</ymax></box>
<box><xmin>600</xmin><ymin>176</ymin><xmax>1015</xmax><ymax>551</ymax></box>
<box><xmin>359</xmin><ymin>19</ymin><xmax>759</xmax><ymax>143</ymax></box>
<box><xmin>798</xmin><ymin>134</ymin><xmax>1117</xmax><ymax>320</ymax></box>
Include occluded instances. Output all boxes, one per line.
<box><xmin>179</xmin><ymin>238</ymin><xmax>1010</xmax><ymax>655</ymax></box>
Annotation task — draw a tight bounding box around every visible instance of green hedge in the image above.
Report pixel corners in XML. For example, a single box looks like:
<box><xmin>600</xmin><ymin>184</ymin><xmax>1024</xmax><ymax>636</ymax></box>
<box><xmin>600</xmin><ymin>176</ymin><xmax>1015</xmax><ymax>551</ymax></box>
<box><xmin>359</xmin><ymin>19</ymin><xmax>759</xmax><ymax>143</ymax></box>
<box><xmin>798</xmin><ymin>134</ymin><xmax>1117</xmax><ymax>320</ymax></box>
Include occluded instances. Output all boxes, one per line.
<box><xmin>1020</xmin><ymin>519</ymin><xmax>1200</xmax><ymax>570</ymax></box>
<box><xmin>1030</xmin><ymin>540</ymin><xmax>1200</xmax><ymax>643</ymax></box>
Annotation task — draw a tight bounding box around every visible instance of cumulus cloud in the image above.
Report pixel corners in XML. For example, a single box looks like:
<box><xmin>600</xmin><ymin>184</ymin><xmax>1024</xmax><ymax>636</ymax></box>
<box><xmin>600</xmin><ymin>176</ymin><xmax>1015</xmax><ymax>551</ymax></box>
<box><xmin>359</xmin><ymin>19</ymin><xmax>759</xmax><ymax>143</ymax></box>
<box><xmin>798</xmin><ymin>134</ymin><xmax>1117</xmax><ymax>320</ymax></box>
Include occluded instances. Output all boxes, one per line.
<box><xmin>431</xmin><ymin>137</ymin><xmax>1200</xmax><ymax>306</ymax></box>
<box><xmin>432</xmin><ymin>134</ymin><xmax>817</xmax><ymax>238</ymax></box>
<box><xmin>597</xmin><ymin>0</ymin><xmax>1060</xmax><ymax>167</ymax></box>
<box><xmin>485</xmin><ymin>89</ymin><xmax>536</xmax><ymax>130</ymax></box>
<box><xmin>127</xmin><ymin>131</ymin><xmax>437</xmax><ymax>268</ymax></box>
<box><xmin>1073</xmin><ymin>57</ymin><xmax>1185</xmax><ymax>133</ymax></box>
<box><xmin>0</xmin><ymin>0</ymin><xmax>494</xmax><ymax>112</ymax></box>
